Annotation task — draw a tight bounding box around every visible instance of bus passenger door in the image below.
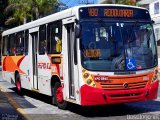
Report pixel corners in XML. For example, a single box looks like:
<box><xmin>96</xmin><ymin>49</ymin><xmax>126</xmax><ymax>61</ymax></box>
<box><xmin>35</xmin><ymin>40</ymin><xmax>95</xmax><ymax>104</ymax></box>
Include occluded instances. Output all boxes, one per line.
<box><xmin>29</xmin><ymin>28</ymin><xmax>39</xmax><ymax>90</ymax></box>
<box><xmin>63</xmin><ymin>17</ymin><xmax>79</xmax><ymax>101</ymax></box>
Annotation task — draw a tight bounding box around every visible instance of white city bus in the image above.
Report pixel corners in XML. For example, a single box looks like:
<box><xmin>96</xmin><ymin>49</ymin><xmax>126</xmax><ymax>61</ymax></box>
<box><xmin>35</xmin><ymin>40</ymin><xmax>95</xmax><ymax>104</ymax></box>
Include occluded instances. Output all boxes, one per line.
<box><xmin>2</xmin><ymin>4</ymin><xmax>159</xmax><ymax>109</ymax></box>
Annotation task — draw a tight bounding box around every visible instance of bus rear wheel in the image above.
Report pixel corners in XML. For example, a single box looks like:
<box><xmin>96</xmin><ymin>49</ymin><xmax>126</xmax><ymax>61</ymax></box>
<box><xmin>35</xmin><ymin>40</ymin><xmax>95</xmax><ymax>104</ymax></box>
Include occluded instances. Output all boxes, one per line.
<box><xmin>53</xmin><ymin>82</ymin><xmax>68</xmax><ymax>109</ymax></box>
<box><xmin>15</xmin><ymin>74</ymin><xmax>22</xmax><ymax>95</ymax></box>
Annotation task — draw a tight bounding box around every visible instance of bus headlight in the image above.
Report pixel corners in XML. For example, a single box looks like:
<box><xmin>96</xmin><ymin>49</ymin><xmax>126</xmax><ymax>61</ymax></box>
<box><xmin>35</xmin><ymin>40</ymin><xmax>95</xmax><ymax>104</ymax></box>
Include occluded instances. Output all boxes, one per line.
<box><xmin>87</xmin><ymin>79</ymin><xmax>92</xmax><ymax>85</ymax></box>
<box><xmin>83</xmin><ymin>73</ymin><xmax>89</xmax><ymax>79</ymax></box>
<box><xmin>152</xmin><ymin>68</ymin><xmax>158</xmax><ymax>83</ymax></box>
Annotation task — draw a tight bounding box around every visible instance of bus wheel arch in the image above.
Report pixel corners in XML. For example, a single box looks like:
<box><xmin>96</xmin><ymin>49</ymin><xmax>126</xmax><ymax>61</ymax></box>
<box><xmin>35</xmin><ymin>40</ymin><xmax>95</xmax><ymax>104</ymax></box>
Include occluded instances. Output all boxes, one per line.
<box><xmin>51</xmin><ymin>75</ymin><xmax>68</xmax><ymax>109</ymax></box>
<box><xmin>51</xmin><ymin>75</ymin><xmax>61</xmax><ymax>105</ymax></box>
<box><xmin>51</xmin><ymin>75</ymin><xmax>61</xmax><ymax>90</ymax></box>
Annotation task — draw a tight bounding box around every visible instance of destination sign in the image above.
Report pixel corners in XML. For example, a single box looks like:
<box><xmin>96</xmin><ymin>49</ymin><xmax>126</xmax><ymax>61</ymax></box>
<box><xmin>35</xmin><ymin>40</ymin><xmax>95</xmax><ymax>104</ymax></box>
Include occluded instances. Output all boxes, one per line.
<box><xmin>104</xmin><ymin>9</ymin><xmax>133</xmax><ymax>17</ymax></box>
<box><xmin>79</xmin><ymin>6</ymin><xmax>151</xmax><ymax>20</ymax></box>
<box><xmin>88</xmin><ymin>8</ymin><xmax>133</xmax><ymax>17</ymax></box>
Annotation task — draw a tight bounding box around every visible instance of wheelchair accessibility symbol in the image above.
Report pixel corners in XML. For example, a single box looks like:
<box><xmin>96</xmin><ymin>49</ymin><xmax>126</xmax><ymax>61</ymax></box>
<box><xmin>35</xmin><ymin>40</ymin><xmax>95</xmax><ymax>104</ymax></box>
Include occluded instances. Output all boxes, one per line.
<box><xmin>126</xmin><ymin>58</ymin><xmax>136</xmax><ymax>70</ymax></box>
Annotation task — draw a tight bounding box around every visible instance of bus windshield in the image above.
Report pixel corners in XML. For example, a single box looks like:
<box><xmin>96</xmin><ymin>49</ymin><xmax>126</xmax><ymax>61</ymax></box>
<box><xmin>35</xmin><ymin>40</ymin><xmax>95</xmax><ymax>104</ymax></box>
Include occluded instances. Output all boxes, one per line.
<box><xmin>80</xmin><ymin>20</ymin><xmax>157</xmax><ymax>71</ymax></box>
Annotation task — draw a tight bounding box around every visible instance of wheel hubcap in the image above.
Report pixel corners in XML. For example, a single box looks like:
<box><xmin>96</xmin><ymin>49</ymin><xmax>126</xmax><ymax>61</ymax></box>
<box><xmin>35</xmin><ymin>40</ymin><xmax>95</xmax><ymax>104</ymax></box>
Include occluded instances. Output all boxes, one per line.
<box><xmin>56</xmin><ymin>86</ymin><xmax>64</xmax><ymax>103</ymax></box>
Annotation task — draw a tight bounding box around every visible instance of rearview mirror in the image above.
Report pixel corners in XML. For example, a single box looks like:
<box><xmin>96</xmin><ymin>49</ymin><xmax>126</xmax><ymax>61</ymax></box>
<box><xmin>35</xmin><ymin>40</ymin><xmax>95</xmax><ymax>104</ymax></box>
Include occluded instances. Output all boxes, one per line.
<box><xmin>75</xmin><ymin>24</ymin><xmax>80</xmax><ymax>38</ymax></box>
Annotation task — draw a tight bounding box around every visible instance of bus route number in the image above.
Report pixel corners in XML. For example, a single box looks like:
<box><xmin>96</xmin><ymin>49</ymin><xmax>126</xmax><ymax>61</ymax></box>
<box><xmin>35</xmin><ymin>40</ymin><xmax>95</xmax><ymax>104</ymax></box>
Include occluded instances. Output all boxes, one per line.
<box><xmin>84</xmin><ymin>49</ymin><xmax>100</xmax><ymax>58</ymax></box>
<box><xmin>88</xmin><ymin>8</ymin><xmax>98</xmax><ymax>16</ymax></box>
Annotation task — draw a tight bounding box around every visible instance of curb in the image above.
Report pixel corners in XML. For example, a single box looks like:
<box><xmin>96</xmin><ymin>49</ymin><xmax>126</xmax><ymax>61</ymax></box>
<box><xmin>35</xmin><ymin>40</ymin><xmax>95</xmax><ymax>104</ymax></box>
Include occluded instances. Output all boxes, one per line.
<box><xmin>0</xmin><ymin>85</ymin><xmax>32</xmax><ymax>120</ymax></box>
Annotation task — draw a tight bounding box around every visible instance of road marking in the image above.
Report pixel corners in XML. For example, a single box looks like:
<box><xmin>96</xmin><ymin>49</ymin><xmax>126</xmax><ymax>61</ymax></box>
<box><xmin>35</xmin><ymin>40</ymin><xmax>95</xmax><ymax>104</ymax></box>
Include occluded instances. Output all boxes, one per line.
<box><xmin>0</xmin><ymin>85</ymin><xmax>32</xmax><ymax>120</ymax></box>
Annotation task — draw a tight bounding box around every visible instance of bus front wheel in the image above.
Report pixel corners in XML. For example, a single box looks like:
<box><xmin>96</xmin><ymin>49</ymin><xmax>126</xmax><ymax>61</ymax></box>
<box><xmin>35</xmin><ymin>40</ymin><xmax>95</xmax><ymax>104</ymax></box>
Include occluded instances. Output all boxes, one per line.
<box><xmin>53</xmin><ymin>82</ymin><xmax>68</xmax><ymax>109</ymax></box>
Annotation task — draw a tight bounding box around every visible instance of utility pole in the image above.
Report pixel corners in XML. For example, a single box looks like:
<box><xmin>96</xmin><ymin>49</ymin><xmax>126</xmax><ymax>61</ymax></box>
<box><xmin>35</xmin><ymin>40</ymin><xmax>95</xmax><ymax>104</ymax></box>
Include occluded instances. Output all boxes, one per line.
<box><xmin>79</xmin><ymin>0</ymin><xmax>94</xmax><ymax>5</ymax></box>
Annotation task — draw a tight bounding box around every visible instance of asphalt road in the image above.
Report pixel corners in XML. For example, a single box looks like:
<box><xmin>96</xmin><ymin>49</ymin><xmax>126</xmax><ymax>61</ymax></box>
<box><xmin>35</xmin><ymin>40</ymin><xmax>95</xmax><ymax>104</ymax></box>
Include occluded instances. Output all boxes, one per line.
<box><xmin>0</xmin><ymin>86</ymin><xmax>24</xmax><ymax>120</ymax></box>
<box><xmin>0</xmin><ymin>71</ymin><xmax>160</xmax><ymax>120</ymax></box>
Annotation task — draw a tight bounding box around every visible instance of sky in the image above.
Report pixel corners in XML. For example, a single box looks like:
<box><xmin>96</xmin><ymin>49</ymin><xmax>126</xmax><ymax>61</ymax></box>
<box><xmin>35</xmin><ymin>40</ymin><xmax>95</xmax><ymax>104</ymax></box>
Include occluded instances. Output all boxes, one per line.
<box><xmin>60</xmin><ymin>0</ymin><xmax>98</xmax><ymax>7</ymax></box>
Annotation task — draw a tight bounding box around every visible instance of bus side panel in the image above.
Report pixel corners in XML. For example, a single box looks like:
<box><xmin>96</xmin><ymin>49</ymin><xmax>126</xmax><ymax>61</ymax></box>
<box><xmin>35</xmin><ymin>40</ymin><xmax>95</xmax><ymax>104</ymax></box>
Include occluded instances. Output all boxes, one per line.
<box><xmin>2</xmin><ymin>56</ymin><xmax>31</xmax><ymax>90</ymax></box>
<box><xmin>2</xmin><ymin>56</ymin><xmax>13</xmax><ymax>83</ymax></box>
<box><xmin>37</xmin><ymin>55</ymin><xmax>52</xmax><ymax>96</ymax></box>
<box><xmin>19</xmin><ymin>55</ymin><xmax>32</xmax><ymax>90</ymax></box>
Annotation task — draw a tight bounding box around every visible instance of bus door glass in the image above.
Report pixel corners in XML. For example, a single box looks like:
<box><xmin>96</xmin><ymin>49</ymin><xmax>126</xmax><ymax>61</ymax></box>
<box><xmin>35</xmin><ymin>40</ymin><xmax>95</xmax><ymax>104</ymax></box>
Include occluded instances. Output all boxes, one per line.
<box><xmin>66</xmin><ymin>23</ymin><xmax>75</xmax><ymax>98</ymax></box>
<box><xmin>30</xmin><ymin>31</ymin><xmax>39</xmax><ymax>90</ymax></box>
<box><xmin>63</xmin><ymin>17</ymin><xmax>79</xmax><ymax>100</ymax></box>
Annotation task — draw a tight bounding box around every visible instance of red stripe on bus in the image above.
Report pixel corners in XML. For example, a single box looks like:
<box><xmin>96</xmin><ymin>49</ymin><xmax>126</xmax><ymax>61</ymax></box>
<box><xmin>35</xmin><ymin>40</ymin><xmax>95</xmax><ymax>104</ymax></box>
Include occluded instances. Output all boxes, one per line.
<box><xmin>2</xmin><ymin>57</ymin><xmax>7</xmax><ymax>71</ymax></box>
<box><xmin>56</xmin><ymin>64</ymin><xmax>60</xmax><ymax>76</ymax></box>
<box><xmin>17</xmin><ymin>56</ymin><xmax>25</xmax><ymax>68</ymax></box>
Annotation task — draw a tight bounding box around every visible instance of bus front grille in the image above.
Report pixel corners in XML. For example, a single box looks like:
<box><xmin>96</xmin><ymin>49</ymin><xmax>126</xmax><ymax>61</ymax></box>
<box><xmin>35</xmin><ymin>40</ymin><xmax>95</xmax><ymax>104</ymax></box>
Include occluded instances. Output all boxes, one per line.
<box><xmin>100</xmin><ymin>81</ymin><xmax>148</xmax><ymax>90</ymax></box>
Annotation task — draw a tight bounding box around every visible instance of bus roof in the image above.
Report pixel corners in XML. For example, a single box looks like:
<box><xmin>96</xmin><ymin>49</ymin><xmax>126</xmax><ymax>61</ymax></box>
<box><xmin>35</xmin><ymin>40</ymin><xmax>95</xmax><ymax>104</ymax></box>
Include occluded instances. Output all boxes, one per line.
<box><xmin>2</xmin><ymin>4</ymin><xmax>148</xmax><ymax>36</ymax></box>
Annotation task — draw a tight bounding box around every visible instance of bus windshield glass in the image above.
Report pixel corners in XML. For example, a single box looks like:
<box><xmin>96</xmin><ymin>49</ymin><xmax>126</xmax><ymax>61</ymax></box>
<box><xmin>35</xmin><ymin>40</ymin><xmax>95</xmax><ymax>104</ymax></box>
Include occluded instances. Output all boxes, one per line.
<box><xmin>80</xmin><ymin>21</ymin><xmax>157</xmax><ymax>71</ymax></box>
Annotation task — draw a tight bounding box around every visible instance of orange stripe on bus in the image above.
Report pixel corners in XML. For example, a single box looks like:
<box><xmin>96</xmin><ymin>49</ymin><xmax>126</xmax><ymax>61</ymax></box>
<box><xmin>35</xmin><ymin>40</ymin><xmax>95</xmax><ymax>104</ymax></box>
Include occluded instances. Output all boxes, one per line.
<box><xmin>2</xmin><ymin>56</ymin><xmax>25</xmax><ymax>74</ymax></box>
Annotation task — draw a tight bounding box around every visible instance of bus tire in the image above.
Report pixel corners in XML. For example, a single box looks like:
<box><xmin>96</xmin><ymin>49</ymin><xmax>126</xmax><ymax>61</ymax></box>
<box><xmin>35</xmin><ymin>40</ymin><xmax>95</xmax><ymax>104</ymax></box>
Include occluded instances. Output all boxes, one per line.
<box><xmin>51</xmin><ymin>86</ymin><xmax>56</xmax><ymax>105</ymax></box>
<box><xmin>53</xmin><ymin>82</ymin><xmax>68</xmax><ymax>109</ymax></box>
<box><xmin>15</xmin><ymin>74</ymin><xmax>22</xmax><ymax>95</ymax></box>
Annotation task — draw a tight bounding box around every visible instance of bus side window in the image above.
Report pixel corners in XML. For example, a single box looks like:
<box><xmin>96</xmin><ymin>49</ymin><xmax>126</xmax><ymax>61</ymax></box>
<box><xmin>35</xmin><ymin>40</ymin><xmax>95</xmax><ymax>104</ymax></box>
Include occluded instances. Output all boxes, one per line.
<box><xmin>39</xmin><ymin>25</ymin><xmax>47</xmax><ymax>55</ymax></box>
<box><xmin>8</xmin><ymin>34</ymin><xmax>16</xmax><ymax>56</ymax></box>
<box><xmin>16</xmin><ymin>32</ymin><xmax>24</xmax><ymax>55</ymax></box>
<box><xmin>47</xmin><ymin>21</ymin><xmax>62</xmax><ymax>54</ymax></box>
<box><xmin>25</xmin><ymin>30</ymin><xmax>29</xmax><ymax>55</ymax></box>
<box><xmin>47</xmin><ymin>23</ymin><xmax>51</xmax><ymax>53</ymax></box>
<box><xmin>2</xmin><ymin>36</ymin><xmax>8</xmax><ymax>56</ymax></box>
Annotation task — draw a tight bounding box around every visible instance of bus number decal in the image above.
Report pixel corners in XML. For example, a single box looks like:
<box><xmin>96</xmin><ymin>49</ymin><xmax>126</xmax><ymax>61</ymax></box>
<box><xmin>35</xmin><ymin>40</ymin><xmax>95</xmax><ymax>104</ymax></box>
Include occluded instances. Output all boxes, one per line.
<box><xmin>88</xmin><ymin>8</ymin><xmax>98</xmax><ymax>16</ymax></box>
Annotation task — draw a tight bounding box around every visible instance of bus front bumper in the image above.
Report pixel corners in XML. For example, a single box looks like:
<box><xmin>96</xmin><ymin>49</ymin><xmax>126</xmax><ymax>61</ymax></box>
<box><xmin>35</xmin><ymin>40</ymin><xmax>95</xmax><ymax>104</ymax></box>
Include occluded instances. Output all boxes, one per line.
<box><xmin>80</xmin><ymin>80</ymin><xmax>159</xmax><ymax>106</ymax></box>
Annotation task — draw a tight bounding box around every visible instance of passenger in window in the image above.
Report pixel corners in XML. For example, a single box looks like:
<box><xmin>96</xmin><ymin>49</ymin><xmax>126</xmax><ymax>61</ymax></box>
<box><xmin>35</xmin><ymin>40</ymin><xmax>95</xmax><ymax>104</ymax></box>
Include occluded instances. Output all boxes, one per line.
<box><xmin>16</xmin><ymin>37</ymin><xmax>24</xmax><ymax>55</ymax></box>
<box><xmin>40</xmin><ymin>40</ymin><xmax>47</xmax><ymax>54</ymax></box>
<box><xmin>44</xmin><ymin>40</ymin><xmax>47</xmax><ymax>50</ymax></box>
<box><xmin>55</xmin><ymin>36</ymin><xmax>62</xmax><ymax>52</ymax></box>
<box><xmin>11</xmin><ymin>47</ymin><xmax>16</xmax><ymax>55</ymax></box>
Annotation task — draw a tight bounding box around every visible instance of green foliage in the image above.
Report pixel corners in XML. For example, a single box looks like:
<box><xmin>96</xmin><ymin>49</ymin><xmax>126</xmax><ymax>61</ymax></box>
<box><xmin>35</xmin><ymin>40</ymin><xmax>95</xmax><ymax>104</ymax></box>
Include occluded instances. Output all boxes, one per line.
<box><xmin>31</xmin><ymin>0</ymin><xmax>57</xmax><ymax>18</ymax></box>
<box><xmin>116</xmin><ymin>0</ymin><xmax>136</xmax><ymax>5</ymax></box>
<box><xmin>5</xmin><ymin>0</ymin><xmax>58</xmax><ymax>25</ymax></box>
<box><xmin>102</xmin><ymin>0</ymin><xmax>136</xmax><ymax>6</ymax></box>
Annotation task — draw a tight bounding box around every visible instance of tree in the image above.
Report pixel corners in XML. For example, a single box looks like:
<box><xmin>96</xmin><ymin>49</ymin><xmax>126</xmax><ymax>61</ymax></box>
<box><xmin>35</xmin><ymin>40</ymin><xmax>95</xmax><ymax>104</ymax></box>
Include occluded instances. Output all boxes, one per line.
<box><xmin>102</xmin><ymin>0</ymin><xmax>136</xmax><ymax>6</ymax></box>
<box><xmin>55</xmin><ymin>1</ymin><xmax>68</xmax><ymax>12</ymax></box>
<box><xmin>116</xmin><ymin>0</ymin><xmax>136</xmax><ymax>5</ymax></box>
<box><xmin>5</xmin><ymin>0</ymin><xmax>58</xmax><ymax>26</ymax></box>
<box><xmin>5</xmin><ymin>0</ymin><xmax>32</xmax><ymax>25</ymax></box>
<box><xmin>31</xmin><ymin>0</ymin><xmax>58</xmax><ymax>19</ymax></box>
